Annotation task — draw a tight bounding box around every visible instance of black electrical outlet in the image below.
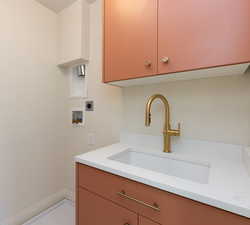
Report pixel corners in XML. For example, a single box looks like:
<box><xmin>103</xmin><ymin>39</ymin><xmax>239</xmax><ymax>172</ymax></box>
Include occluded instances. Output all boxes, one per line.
<box><xmin>85</xmin><ymin>101</ymin><xmax>94</xmax><ymax>111</ymax></box>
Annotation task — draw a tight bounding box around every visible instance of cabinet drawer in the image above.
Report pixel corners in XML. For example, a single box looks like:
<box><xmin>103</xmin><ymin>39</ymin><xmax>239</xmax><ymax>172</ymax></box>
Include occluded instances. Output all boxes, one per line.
<box><xmin>77</xmin><ymin>163</ymin><xmax>250</xmax><ymax>225</ymax></box>
<box><xmin>78</xmin><ymin>163</ymin><xmax>162</xmax><ymax>221</ymax></box>
<box><xmin>139</xmin><ymin>216</ymin><xmax>159</xmax><ymax>225</ymax></box>
<box><xmin>78</xmin><ymin>187</ymin><xmax>137</xmax><ymax>225</ymax></box>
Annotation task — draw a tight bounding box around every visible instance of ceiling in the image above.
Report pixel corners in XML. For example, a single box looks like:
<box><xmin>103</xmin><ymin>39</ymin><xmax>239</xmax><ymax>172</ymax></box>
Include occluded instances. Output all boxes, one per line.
<box><xmin>36</xmin><ymin>0</ymin><xmax>77</xmax><ymax>13</ymax></box>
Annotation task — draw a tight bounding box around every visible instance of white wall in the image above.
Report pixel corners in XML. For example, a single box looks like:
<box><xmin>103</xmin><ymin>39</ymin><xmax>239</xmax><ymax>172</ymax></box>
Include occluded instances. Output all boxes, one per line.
<box><xmin>123</xmin><ymin>74</ymin><xmax>250</xmax><ymax>146</ymax></box>
<box><xmin>0</xmin><ymin>0</ymin><xmax>68</xmax><ymax>223</ymax></box>
<box><xmin>0</xmin><ymin>1</ymin><xmax>122</xmax><ymax>223</ymax></box>
<box><xmin>2</xmin><ymin>0</ymin><xmax>249</xmax><ymax>224</ymax></box>
<box><xmin>65</xmin><ymin>0</ymin><xmax>122</xmax><ymax>193</ymax></box>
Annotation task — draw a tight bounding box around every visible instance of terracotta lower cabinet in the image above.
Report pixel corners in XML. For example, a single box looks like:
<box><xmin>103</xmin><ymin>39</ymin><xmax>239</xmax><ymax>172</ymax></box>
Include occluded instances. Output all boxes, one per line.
<box><xmin>76</xmin><ymin>163</ymin><xmax>250</xmax><ymax>225</ymax></box>
<box><xmin>78</xmin><ymin>187</ymin><xmax>137</xmax><ymax>225</ymax></box>
<box><xmin>139</xmin><ymin>216</ymin><xmax>159</xmax><ymax>225</ymax></box>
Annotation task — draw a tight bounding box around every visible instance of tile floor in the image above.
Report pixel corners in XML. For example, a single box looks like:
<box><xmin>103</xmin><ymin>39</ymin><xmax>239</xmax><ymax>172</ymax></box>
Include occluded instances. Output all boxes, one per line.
<box><xmin>23</xmin><ymin>200</ymin><xmax>74</xmax><ymax>225</ymax></box>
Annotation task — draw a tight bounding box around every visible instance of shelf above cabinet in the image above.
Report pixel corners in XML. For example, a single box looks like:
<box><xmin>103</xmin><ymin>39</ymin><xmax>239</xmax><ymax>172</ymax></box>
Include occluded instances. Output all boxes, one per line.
<box><xmin>58</xmin><ymin>58</ymin><xmax>88</xmax><ymax>68</ymax></box>
<box><xmin>58</xmin><ymin>0</ymin><xmax>89</xmax><ymax>68</ymax></box>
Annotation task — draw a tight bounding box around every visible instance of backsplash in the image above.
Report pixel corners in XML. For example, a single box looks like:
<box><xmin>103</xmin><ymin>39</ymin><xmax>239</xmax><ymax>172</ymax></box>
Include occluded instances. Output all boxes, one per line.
<box><xmin>122</xmin><ymin>74</ymin><xmax>250</xmax><ymax>146</ymax></box>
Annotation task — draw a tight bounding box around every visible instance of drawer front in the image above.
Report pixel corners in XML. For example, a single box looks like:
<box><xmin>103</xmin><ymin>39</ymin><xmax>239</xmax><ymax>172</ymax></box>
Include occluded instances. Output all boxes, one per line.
<box><xmin>139</xmin><ymin>216</ymin><xmax>159</xmax><ymax>225</ymax></box>
<box><xmin>77</xmin><ymin>163</ymin><xmax>250</xmax><ymax>225</ymax></box>
<box><xmin>77</xmin><ymin>163</ymin><xmax>144</xmax><ymax>214</ymax></box>
<box><xmin>78</xmin><ymin>187</ymin><xmax>138</xmax><ymax>225</ymax></box>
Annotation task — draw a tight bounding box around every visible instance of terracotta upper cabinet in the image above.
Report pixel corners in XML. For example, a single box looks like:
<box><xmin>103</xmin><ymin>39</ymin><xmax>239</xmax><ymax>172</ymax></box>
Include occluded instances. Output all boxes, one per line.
<box><xmin>158</xmin><ymin>0</ymin><xmax>250</xmax><ymax>75</ymax></box>
<box><xmin>104</xmin><ymin>0</ymin><xmax>158</xmax><ymax>82</ymax></box>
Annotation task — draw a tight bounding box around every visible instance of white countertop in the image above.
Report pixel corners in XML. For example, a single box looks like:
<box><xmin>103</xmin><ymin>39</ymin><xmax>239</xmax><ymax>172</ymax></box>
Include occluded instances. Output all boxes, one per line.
<box><xmin>75</xmin><ymin>132</ymin><xmax>250</xmax><ymax>218</ymax></box>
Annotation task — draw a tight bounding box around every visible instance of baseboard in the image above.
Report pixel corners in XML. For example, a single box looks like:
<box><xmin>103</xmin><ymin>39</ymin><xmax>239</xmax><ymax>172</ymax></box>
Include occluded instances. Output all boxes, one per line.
<box><xmin>1</xmin><ymin>189</ymin><xmax>72</xmax><ymax>225</ymax></box>
<box><xmin>64</xmin><ymin>189</ymin><xmax>75</xmax><ymax>203</ymax></box>
<box><xmin>243</xmin><ymin>147</ymin><xmax>250</xmax><ymax>176</ymax></box>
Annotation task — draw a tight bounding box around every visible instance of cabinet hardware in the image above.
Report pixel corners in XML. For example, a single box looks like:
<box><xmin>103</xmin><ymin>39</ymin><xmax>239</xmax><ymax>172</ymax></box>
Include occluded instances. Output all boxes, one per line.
<box><xmin>144</xmin><ymin>61</ymin><xmax>152</xmax><ymax>67</ymax></box>
<box><xmin>161</xmin><ymin>57</ymin><xmax>169</xmax><ymax>63</ymax></box>
<box><xmin>117</xmin><ymin>190</ymin><xmax>160</xmax><ymax>212</ymax></box>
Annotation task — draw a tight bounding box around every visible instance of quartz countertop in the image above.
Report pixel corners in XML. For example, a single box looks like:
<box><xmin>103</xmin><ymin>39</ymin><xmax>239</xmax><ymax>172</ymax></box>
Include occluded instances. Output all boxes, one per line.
<box><xmin>75</xmin><ymin>133</ymin><xmax>250</xmax><ymax>218</ymax></box>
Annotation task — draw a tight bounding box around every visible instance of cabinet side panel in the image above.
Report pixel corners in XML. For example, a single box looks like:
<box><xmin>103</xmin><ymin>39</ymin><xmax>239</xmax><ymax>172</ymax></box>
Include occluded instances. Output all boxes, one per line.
<box><xmin>75</xmin><ymin>163</ymin><xmax>79</xmax><ymax>225</ymax></box>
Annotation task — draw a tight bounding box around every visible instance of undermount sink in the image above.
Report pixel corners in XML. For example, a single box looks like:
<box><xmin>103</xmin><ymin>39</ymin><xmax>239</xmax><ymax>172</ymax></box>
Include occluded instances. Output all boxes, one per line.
<box><xmin>109</xmin><ymin>149</ymin><xmax>210</xmax><ymax>184</ymax></box>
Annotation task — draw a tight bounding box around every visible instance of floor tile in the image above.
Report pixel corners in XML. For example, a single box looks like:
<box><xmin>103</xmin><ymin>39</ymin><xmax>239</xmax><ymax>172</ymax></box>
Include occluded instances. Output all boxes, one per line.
<box><xmin>23</xmin><ymin>200</ymin><xmax>74</xmax><ymax>225</ymax></box>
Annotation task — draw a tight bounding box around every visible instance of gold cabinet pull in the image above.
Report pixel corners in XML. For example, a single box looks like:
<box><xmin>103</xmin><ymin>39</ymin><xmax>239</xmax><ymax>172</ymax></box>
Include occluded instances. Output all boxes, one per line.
<box><xmin>117</xmin><ymin>190</ymin><xmax>160</xmax><ymax>212</ymax></box>
<box><xmin>144</xmin><ymin>60</ymin><xmax>152</xmax><ymax>67</ymax></box>
<box><xmin>161</xmin><ymin>57</ymin><xmax>169</xmax><ymax>63</ymax></box>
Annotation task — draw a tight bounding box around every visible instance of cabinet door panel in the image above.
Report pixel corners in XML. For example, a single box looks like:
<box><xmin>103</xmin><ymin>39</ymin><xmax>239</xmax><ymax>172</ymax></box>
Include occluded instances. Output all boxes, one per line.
<box><xmin>78</xmin><ymin>187</ymin><xmax>138</xmax><ymax>225</ymax></box>
<box><xmin>104</xmin><ymin>0</ymin><xmax>158</xmax><ymax>82</ymax></box>
<box><xmin>158</xmin><ymin>0</ymin><xmax>250</xmax><ymax>75</ymax></box>
<box><xmin>139</xmin><ymin>216</ymin><xmax>160</xmax><ymax>225</ymax></box>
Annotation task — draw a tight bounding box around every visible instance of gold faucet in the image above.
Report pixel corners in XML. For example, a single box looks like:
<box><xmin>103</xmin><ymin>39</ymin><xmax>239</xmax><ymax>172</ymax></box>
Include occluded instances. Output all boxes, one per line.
<box><xmin>145</xmin><ymin>94</ymin><xmax>181</xmax><ymax>153</ymax></box>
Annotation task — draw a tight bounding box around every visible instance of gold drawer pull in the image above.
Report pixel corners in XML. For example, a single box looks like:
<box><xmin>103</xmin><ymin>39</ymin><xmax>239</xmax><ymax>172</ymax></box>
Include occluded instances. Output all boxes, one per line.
<box><xmin>117</xmin><ymin>190</ymin><xmax>160</xmax><ymax>212</ymax></box>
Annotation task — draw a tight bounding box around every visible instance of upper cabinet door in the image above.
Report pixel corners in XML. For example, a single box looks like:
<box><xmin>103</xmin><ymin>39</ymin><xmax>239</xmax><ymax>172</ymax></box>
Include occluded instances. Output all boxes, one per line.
<box><xmin>104</xmin><ymin>0</ymin><xmax>158</xmax><ymax>82</ymax></box>
<box><xmin>158</xmin><ymin>0</ymin><xmax>250</xmax><ymax>75</ymax></box>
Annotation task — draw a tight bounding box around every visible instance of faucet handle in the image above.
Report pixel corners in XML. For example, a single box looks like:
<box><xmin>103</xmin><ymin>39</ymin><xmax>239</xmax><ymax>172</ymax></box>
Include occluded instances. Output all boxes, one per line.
<box><xmin>176</xmin><ymin>123</ymin><xmax>181</xmax><ymax>135</ymax></box>
<box><xmin>168</xmin><ymin>123</ymin><xmax>181</xmax><ymax>136</ymax></box>
<box><xmin>177</xmin><ymin>123</ymin><xmax>181</xmax><ymax>136</ymax></box>
<box><xmin>177</xmin><ymin>122</ymin><xmax>181</xmax><ymax>131</ymax></box>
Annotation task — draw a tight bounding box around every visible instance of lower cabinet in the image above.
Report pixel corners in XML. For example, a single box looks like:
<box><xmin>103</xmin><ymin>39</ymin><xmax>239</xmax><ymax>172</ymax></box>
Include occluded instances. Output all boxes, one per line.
<box><xmin>78</xmin><ymin>187</ymin><xmax>138</xmax><ymax>225</ymax></box>
<box><xmin>139</xmin><ymin>216</ymin><xmax>159</xmax><ymax>225</ymax></box>
<box><xmin>76</xmin><ymin>163</ymin><xmax>250</xmax><ymax>225</ymax></box>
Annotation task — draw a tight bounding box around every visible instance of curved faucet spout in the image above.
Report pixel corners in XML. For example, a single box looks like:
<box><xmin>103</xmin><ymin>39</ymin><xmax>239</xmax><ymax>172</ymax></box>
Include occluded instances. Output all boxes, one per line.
<box><xmin>145</xmin><ymin>94</ymin><xmax>170</xmax><ymax>130</ymax></box>
<box><xmin>145</xmin><ymin>94</ymin><xmax>181</xmax><ymax>153</ymax></box>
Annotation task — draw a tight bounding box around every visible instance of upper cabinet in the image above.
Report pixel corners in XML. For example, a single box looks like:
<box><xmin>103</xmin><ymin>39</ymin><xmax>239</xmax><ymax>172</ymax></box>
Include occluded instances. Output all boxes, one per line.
<box><xmin>104</xmin><ymin>0</ymin><xmax>158</xmax><ymax>82</ymax></box>
<box><xmin>58</xmin><ymin>0</ymin><xmax>89</xmax><ymax>67</ymax></box>
<box><xmin>103</xmin><ymin>0</ymin><xmax>250</xmax><ymax>86</ymax></box>
<box><xmin>158</xmin><ymin>0</ymin><xmax>250</xmax><ymax>75</ymax></box>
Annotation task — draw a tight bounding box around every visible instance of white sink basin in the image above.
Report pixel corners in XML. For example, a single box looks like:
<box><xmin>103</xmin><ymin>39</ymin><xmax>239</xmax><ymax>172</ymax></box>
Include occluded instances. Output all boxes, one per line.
<box><xmin>109</xmin><ymin>149</ymin><xmax>210</xmax><ymax>184</ymax></box>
